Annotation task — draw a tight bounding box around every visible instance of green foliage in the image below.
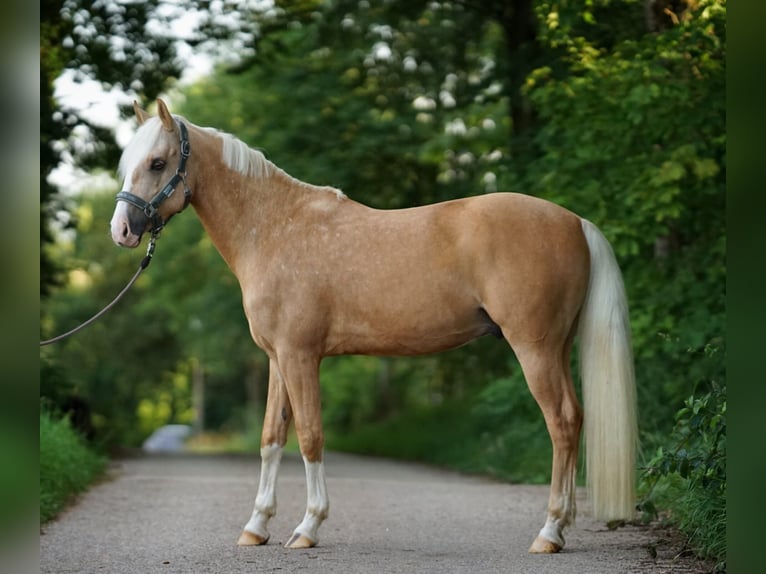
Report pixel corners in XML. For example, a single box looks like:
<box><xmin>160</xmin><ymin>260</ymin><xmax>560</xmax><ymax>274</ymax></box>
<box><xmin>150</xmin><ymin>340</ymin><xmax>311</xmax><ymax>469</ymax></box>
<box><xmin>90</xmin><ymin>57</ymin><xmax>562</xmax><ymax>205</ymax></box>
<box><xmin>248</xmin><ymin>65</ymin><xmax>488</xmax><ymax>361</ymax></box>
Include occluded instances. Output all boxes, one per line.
<box><xmin>135</xmin><ymin>360</ymin><xmax>196</xmax><ymax>437</ymax></box>
<box><xmin>325</xmin><ymin>373</ymin><xmax>553</xmax><ymax>485</ymax></box>
<box><xmin>320</xmin><ymin>356</ymin><xmax>380</xmax><ymax>431</ymax></box>
<box><xmin>469</xmin><ymin>374</ymin><xmax>552</xmax><ymax>483</ymax></box>
<box><xmin>326</xmin><ymin>401</ymin><xmax>482</xmax><ymax>473</ymax></box>
<box><xmin>640</xmin><ymin>369</ymin><xmax>726</xmax><ymax>569</ymax></box>
<box><xmin>40</xmin><ymin>410</ymin><xmax>106</xmax><ymax>523</ymax></box>
<box><xmin>519</xmin><ymin>0</ymin><xmax>726</xmax><ymax>437</ymax></box>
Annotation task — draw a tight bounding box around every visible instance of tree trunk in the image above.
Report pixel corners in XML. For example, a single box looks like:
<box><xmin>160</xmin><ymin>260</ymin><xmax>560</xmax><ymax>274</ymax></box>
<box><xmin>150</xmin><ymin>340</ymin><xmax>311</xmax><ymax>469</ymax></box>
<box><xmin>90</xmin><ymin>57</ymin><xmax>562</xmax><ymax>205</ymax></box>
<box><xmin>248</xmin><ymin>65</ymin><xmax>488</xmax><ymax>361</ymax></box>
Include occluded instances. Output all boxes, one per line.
<box><xmin>493</xmin><ymin>0</ymin><xmax>540</xmax><ymax>164</ymax></box>
<box><xmin>192</xmin><ymin>358</ymin><xmax>205</xmax><ymax>433</ymax></box>
<box><xmin>244</xmin><ymin>356</ymin><xmax>269</xmax><ymax>414</ymax></box>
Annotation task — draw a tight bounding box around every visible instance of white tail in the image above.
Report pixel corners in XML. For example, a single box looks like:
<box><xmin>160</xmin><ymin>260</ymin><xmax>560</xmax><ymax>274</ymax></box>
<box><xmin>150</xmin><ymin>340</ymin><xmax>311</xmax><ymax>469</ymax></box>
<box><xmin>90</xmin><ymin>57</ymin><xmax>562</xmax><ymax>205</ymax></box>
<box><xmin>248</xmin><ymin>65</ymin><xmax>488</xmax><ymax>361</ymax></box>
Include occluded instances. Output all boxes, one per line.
<box><xmin>578</xmin><ymin>219</ymin><xmax>638</xmax><ymax>521</ymax></box>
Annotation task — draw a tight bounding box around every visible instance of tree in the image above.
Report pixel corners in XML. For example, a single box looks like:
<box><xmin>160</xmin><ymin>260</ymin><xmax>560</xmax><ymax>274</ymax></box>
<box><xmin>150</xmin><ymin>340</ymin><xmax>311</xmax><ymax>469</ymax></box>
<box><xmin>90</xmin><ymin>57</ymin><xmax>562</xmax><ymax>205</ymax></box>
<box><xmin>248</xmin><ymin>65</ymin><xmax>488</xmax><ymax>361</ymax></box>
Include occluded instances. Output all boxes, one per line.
<box><xmin>521</xmin><ymin>0</ymin><xmax>725</xmax><ymax>423</ymax></box>
<box><xmin>40</xmin><ymin>0</ymin><xmax>181</xmax><ymax>297</ymax></box>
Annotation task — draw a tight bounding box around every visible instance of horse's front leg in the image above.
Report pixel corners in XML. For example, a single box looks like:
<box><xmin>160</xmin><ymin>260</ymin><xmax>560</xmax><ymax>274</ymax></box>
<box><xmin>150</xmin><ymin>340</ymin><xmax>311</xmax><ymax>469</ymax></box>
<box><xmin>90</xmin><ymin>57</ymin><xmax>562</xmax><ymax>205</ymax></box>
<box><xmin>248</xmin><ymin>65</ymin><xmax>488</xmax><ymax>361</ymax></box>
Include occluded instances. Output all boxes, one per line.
<box><xmin>238</xmin><ymin>359</ymin><xmax>293</xmax><ymax>546</ymax></box>
<box><xmin>277</xmin><ymin>349</ymin><xmax>329</xmax><ymax>549</ymax></box>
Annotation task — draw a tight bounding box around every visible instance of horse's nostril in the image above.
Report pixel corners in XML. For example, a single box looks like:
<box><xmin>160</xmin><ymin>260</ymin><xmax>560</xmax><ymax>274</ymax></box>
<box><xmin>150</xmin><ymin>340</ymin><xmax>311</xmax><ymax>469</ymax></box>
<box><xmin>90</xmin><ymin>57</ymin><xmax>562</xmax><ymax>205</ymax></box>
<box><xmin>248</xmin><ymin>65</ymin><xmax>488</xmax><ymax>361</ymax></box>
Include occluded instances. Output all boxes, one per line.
<box><xmin>121</xmin><ymin>222</ymin><xmax>129</xmax><ymax>238</ymax></box>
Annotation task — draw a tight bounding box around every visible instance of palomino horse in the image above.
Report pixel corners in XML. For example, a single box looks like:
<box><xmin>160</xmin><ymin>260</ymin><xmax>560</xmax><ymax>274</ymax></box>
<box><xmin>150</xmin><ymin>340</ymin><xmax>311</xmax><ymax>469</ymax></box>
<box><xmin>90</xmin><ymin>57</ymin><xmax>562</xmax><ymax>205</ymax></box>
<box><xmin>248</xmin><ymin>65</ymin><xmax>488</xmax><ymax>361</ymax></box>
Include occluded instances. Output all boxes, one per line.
<box><xmin>111</xmin><ymin>99</ymin><xmax>637</xmax><ymax>554</ymax></box>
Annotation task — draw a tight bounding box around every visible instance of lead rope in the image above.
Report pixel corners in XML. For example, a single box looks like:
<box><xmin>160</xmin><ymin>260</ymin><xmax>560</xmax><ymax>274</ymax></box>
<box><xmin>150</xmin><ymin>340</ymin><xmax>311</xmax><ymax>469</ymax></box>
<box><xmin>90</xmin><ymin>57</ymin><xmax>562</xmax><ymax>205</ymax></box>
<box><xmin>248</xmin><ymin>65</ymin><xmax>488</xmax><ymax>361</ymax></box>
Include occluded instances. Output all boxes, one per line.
<box><xmin>40</xmin><ymin>233</ymin><xmax>159</xmax><ymax>347</ymax></box>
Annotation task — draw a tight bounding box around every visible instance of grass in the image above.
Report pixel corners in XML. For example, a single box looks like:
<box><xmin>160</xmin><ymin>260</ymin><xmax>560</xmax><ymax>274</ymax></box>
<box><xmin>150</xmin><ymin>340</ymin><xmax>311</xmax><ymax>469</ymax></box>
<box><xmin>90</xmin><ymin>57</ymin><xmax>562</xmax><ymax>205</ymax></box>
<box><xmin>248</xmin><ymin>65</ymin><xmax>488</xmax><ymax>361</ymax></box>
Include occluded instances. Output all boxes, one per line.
<box><xmin>677</xmin><ymin>485</ymin><xmax>726</xmax><ymax>569</ymax></box>
<box><xmin>39</xmin><ymin>410</ymin><xmax>106</xmax><ymax>523</ymax></box>
<box><xmin>641</xmin><ymin>383</ymin><xmax>726</xmax><ymax>571</ymax></box>
<box><xmin>638</xmin><ymin>472</ymin><xmax>726</xmax><ymax>573</ymax></box>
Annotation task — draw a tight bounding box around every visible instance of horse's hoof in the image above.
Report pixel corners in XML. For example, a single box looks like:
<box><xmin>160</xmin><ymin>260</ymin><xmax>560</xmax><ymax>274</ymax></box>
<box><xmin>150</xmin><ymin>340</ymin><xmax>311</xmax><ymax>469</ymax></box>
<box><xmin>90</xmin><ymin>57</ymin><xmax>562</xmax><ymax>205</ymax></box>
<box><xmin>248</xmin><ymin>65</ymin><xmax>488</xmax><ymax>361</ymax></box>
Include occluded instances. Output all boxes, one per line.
<box><xmin>528</xmin><ymin>534</ymin><xmax>562</xmax><ymax>554</ymax></box>
<box><xmin>237</xmin><ymin>530</ymin><xmax>269</xmax><ymax>546</ymax></box>
<box><xmin>285</xmin><ymin>532</ymin><xmax>316</xmax><ymax>549</ymax></box>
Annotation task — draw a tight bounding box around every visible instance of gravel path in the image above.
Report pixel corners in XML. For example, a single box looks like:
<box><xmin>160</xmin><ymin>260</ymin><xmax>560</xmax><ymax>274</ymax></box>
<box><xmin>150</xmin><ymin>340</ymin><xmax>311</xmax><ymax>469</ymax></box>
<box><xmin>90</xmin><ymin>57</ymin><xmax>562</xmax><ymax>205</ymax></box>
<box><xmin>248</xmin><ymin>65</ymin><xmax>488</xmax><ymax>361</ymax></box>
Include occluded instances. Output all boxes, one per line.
<box><xmin>39</xmin><ymin>451</ymin><xmax>704</xmax><ymax>573</ymax></box>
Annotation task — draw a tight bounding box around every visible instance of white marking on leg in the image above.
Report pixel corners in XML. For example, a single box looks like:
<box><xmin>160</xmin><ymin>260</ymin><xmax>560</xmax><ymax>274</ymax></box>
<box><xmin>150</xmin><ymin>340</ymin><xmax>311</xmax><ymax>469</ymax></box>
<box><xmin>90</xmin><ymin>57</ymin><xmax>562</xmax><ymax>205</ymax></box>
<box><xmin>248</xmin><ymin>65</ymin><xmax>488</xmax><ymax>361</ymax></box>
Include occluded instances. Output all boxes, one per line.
<box><xmin>243</xmin><ymin>444</ymin><xmax>283</xmax><ymax>539</ymax></box>
<box><xmin>537</xmin><ymin>485</ymin><xmax>575</xmax><ymax>549</ymax></box>
<box><xmin>538</xmin><ymin>516</ymin><xmax>566</xmax><ymax>548</ymax></box>
<box><xmin>292</xmin><ymin>456</ymin><xmax>329</xmax><ymax>543</ymax></box>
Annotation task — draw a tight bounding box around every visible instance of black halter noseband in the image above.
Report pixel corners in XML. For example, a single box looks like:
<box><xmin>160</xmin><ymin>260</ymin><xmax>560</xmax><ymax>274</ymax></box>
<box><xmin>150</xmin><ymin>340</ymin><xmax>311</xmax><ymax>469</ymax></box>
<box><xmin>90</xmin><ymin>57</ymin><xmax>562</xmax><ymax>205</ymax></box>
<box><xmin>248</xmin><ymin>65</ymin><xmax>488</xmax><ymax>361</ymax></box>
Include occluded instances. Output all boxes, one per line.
<box><xmin>116</xmin><ymin>120</ymin><xmax>192</xmax><ymax>236</ymax></box>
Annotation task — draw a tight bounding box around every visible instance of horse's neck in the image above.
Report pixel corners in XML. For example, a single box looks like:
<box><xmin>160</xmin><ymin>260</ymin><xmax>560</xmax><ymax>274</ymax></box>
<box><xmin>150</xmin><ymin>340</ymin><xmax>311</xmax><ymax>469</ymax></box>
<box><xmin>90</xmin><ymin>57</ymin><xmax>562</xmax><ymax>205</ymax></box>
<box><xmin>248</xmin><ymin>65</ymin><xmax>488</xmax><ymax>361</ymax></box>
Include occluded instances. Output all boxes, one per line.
<box><xmin>190</xmin><ymin>160</ymin><xmax>326</xmax><ymax>274</ymax></box>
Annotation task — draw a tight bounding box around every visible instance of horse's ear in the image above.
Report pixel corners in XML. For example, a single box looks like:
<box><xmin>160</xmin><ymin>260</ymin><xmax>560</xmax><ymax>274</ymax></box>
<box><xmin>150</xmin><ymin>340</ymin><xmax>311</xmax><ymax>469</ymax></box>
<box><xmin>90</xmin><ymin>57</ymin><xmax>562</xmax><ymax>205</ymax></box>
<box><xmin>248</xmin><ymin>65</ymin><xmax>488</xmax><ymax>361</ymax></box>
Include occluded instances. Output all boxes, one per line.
<box><xmin>133</xmin><ymin>101</ymin><xmax>151</xmax><ymax>125</ymax></box>
<box><xmin>157</xmin><ymin>98</ymin><xmax>174</xmax><ymax>131</ymax></box>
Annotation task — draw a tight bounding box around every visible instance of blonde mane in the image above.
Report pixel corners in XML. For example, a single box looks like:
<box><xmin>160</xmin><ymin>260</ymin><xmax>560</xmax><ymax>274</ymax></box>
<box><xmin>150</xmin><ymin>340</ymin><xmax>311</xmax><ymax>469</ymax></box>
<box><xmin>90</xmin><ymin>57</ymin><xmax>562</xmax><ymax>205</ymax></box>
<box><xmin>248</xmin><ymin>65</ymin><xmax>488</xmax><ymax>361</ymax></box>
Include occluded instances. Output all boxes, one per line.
<box><xmin>208</xmin><ymin>127</ymin><xmax>274</xmax><ymax>179</ymax></box>
<box><xmin>206</xmin><ymin>126</ymin><xmax>346</xmax><ymax>199</ymax></box>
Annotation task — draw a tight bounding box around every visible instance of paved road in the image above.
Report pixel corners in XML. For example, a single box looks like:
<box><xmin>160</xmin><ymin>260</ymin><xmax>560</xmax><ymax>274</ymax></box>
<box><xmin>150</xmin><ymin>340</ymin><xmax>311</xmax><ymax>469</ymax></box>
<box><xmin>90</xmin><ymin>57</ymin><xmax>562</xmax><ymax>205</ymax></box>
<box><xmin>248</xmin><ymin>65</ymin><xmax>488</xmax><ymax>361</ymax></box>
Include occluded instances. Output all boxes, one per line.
<box><xmin>40</xmin><ymin>452</ymin><xmax>699</xmax><ymax>573</ymax></box>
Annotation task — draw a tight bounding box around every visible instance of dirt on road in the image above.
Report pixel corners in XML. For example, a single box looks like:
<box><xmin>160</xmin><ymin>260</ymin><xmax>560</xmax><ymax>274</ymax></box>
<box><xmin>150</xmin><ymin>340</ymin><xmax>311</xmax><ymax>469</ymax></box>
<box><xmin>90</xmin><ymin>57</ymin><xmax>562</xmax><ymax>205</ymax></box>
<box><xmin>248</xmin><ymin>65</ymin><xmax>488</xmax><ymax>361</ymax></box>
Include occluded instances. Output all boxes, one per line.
<box><xmin>40</xmin><ymin>451</ymin><xmax>708</xmax><ymax>573</ymax></box>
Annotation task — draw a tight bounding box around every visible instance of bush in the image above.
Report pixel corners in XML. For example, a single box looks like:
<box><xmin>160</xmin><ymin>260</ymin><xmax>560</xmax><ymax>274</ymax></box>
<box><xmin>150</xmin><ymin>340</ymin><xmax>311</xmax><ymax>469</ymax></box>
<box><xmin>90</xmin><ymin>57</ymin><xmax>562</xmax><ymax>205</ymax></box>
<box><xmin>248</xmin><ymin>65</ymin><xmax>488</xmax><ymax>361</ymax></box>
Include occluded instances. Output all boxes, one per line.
<box><xmin>325</xmin><ymin>372</ymin><xmax>556</xmax><ymax>484</ymax></box>
<box><xmin>40</xmin><ymin>410</ymin><xmax>106</xmax><ymax>523</ymax></box>
<box><xmin>469</xmin><ymin>374</ymin><xmax>553</xmax><ymax>484</ymax></box>
<box><xmin>326</xmin><ymin>401</ymin><xmax>481</xmax><ymax>471</ymax></box>
<box><xmin>640</xmin><ymin>379</ymin><xmax>726</xmax><ymax>571</ymax></box>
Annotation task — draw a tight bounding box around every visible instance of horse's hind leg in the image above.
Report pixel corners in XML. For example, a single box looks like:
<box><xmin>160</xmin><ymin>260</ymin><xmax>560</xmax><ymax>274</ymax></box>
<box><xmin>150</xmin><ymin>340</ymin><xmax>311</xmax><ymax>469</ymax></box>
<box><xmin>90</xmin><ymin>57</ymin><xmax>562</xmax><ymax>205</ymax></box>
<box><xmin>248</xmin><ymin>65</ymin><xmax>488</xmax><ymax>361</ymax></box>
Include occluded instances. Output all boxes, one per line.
<box><xmin>515</xmin><ymin>337</ymin><xmax>582</xmax><ymax>553</ymax></box>
<box><xmin>238</xmin><ymin>358</ymin><xmax>293</xmax><ymax>546</ymax></box>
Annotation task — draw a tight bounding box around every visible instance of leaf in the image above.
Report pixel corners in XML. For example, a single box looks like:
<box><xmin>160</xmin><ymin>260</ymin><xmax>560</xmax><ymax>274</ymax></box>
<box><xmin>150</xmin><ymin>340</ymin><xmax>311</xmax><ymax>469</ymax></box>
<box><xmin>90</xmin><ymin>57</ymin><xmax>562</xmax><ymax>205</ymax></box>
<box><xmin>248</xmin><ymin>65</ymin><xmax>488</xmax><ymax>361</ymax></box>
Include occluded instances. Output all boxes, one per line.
<box><xmin>679</xmin><ymin>457</ymin><xmax>691</xmax><ymax>478</ymax></box>
<box><xmin>692</xmin><ymin>158</ymin><xmax>720</xmax><ymax>180</ymax></box>
<box><xmin>654</xmin><ymin>161</ymin><xmax>686</xmax><ymax>185</ymax></box>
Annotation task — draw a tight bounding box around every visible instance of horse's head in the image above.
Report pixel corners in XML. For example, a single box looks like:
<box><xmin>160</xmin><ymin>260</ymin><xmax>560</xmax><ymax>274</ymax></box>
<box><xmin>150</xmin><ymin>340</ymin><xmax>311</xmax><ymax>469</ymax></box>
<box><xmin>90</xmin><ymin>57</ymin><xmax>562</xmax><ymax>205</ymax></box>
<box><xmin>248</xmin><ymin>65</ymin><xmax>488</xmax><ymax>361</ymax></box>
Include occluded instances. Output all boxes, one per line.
<box><xmin>110</xmin><ymin>99</ymin><xmax>192</xmax><ymax>247</ymax></box>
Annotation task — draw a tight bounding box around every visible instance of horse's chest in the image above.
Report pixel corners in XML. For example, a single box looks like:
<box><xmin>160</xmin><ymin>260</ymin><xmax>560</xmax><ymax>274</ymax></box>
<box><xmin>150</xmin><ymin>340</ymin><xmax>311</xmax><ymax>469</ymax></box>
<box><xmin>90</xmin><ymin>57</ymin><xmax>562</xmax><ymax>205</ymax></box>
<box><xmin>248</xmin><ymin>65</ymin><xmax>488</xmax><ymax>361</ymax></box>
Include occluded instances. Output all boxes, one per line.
<box><xmin>240</xmin><ymin>274</ymin><xmax>326</xmax><ymax>352</ymax></box>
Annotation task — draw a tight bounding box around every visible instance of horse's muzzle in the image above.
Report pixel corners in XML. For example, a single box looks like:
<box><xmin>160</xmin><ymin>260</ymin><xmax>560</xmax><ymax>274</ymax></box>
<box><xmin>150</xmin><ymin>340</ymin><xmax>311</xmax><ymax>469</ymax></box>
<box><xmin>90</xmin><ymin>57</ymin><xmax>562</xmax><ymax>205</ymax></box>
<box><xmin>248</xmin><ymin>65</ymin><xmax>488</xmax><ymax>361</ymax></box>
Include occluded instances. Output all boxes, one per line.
<box><xmin>110</xmin><ymin>202</ymin><xmax>145</xmax><ymax>247</ymax></box>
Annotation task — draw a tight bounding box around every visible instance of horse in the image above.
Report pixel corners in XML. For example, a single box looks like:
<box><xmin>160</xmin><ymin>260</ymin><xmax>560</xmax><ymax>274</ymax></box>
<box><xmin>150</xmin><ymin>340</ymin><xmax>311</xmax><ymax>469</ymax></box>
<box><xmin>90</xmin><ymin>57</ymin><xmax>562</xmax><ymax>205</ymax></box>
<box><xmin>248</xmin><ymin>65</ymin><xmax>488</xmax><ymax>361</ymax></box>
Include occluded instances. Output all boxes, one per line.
<box><xmin>110</xmin><ymin>99</ymin><xmax>637</xmax><ymax>554</ymax></box>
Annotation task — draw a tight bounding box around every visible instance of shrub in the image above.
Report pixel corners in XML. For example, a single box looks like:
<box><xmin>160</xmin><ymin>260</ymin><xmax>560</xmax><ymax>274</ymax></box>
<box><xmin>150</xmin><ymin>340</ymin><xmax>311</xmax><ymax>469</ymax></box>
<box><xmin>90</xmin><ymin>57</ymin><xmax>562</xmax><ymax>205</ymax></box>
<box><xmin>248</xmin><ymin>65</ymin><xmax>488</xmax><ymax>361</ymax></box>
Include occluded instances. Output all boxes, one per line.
<box><xmin>641</xmin><ymin>379</ymin><xmax>726</xmax><ymax>571</ymax></box>
<box><xmin>40</xmin><ymin>410</ymin><xmax>106</xmax><ymax>523</ymax></box>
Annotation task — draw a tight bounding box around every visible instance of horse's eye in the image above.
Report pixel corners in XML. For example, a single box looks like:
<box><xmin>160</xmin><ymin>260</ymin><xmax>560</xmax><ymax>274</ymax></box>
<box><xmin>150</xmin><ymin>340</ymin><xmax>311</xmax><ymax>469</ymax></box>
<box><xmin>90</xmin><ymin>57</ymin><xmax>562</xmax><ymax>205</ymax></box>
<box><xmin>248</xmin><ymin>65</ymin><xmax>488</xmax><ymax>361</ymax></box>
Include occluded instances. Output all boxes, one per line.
<box><xmin>150</xmin><ymin>159</ymin><xmax>166</xmax><ymax>171</ymax></box>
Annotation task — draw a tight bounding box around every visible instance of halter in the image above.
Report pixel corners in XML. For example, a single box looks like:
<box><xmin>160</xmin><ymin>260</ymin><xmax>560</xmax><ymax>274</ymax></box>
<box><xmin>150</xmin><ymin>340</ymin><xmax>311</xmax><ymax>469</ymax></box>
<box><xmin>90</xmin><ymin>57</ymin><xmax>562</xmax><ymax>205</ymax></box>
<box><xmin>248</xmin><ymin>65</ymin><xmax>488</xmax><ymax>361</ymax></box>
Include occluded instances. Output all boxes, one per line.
<box><xmin>115</xmin><ymin>120</ymin><xmax>192</xmax><ymax>236</ymax></box>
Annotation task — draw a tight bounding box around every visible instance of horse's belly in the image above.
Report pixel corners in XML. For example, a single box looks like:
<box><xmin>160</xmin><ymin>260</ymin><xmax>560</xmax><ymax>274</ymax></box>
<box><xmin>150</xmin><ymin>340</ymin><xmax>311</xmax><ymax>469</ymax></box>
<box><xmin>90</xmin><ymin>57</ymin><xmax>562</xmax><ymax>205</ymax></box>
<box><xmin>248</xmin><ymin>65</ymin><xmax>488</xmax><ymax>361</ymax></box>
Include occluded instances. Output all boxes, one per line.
<box><xmin>323</xmin><ymin>302</ymin><xmax>501</xmax><ymax>356</ymax></box>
